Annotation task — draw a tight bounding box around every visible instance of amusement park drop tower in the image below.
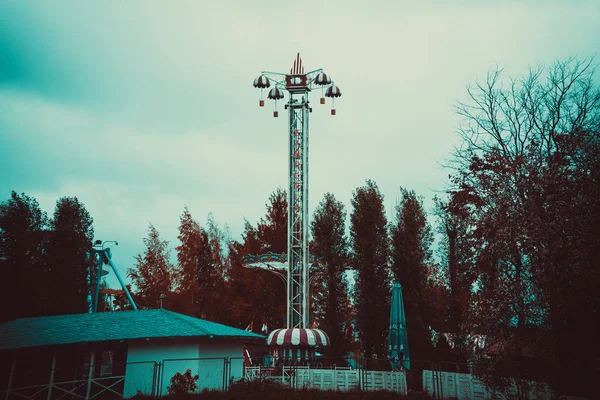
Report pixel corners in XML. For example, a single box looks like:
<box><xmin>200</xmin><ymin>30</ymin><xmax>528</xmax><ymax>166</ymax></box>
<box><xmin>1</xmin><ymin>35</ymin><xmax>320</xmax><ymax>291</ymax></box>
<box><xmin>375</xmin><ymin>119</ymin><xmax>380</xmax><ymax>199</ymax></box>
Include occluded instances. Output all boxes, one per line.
<box><xmin>251</xmin><ymin>54</ymin><xmax>342</xmax><ymax>354</ymax></box>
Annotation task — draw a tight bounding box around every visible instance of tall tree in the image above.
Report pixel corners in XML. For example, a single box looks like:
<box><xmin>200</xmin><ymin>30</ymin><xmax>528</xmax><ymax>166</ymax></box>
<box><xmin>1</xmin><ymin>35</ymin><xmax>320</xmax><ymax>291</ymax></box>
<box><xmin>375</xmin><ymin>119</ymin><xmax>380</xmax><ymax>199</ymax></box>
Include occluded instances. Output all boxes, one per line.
<box><xmin>45</xmin><ymin>196</ymin><xmax>94</xmax><ymax>316</ymax></box>
<box><xmin>206</xmin><ymin>212</ymin><xmax>231</xmax><ymax>279</ymax></box>
<box><xmin>174</xmin><ymin>208</ymin><xmax>226</xmax><ymax>321</ymax></box>
<box><xmin>433</xmin><ymin>196</ymin><xmax>475</xmax><ymax>355</ymax></box>
<box><xmin>0</xmin><ymin>191</ymin><xmax>48</xmax><ymax>321</ymax></box>
<box><xmin>128</xmin><ymin>224</ymin><xmax>177</xmax><ymax>309</ymax></box>
<box><xmin>390</xmin><ymin>188</ymin><xmax>434</xmax><ymax>360</ymax></box>
<box><xmin>350</xmin><ymin>180</ymin><xmax>390</xmax><ymax>357</ymax></box>
<box><xmin>227</xmin><ymin>190</ymin><xmax>287</xmax><ymax>331</ymax></box>
<box><xmin>450</xmin><ymin>58</ymin><xmax>600</xmax><ymax>397</ymax></box>
<box><xmin>310</xmin><ymin>193</ymin><xmax>351</xmax><ymax>358</ymax></box>
<box><xmin>258</xmin><ymin>188</ymin><xmax>287</xmax><ymax>253</ymax></box>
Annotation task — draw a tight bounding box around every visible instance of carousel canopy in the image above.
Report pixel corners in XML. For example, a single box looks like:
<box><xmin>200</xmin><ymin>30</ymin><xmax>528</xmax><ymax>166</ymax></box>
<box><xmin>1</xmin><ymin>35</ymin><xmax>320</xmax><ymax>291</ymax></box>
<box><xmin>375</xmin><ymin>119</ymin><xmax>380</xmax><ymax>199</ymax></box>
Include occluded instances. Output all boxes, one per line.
<box><xmin>267</xmin><ymin>328</ymin><xmax>330</xmax><ymax>347</ymax></box>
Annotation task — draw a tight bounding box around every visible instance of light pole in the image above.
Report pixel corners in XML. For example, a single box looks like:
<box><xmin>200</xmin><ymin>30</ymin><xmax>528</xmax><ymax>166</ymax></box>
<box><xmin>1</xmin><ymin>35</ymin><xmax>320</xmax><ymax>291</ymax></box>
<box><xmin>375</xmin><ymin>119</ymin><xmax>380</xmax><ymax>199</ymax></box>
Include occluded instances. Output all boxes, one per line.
<box><xmin>253</xmin><ymin>53</ymin><xmax>341</xmax><ymax>331</ymax></box>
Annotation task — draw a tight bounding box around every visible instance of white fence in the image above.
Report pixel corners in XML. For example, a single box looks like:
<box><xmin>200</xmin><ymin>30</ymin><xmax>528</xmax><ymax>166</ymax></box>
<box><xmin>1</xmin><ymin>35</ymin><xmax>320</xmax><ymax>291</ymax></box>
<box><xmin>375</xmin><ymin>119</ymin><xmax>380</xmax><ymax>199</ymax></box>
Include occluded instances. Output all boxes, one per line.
<box><xmin>244</xmin><ymin>366</ymin><xmax>407</xmax><ymax>393</ymax></box>
<box><xmin>423</xmin><ymin>370</ymin><xmax>552</xmax><ymax>400</ymax></box>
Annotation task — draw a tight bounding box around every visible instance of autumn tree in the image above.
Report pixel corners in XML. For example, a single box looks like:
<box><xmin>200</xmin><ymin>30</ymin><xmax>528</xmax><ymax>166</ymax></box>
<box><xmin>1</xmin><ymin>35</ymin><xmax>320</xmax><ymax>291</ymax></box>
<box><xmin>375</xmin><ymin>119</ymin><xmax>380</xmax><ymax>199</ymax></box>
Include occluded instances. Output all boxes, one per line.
<box><xmin>128</xmin><ymin>224</ymin><xmax>177</xmax><ymax>309</ymax></box>
<box><xmin>205</xmin><ymin>212</ymin><xmax>231</xmax><ymax>279</ymax></box>
<box><xmin>310</xmin><ymin>193</ymin><xmax>351</xmax><ymax>358</ymax></box>
<box><xmin>45</xmin><ymin>196</ymin><xmax>95</xmax><ymax>316</ymax></box>
<box><xmin>433</xmin><ymin>196</ymin><xmax>475</xmax><ymax>357</ymax></box>
<box><xmin>227</xmin><ymin>190</ymin><xmax>287</xmax><ymax>332</ymax></box>
<box><xmin>450</xmin><ymin>57</ymin><xmax>600</xmax><ymax>397</ymax></box>
<box><xmin>0</xmin><ymin>191</ymin><xmax>48</xmax><ymax>321</ymax></box>
<box><xmin>350</xmin><ymin>180</ymin><xmax>390</xmax><ymax>357</ymax></box>
<box><xmin>174</xmin><ymin>208</ymin><xmax>227</xmax><ymax>321</ymax></box>
<box><xmin>390</xmin><ymin>188</ymin><xmax>434</xmax><ymax>360</ymax></box>
<box><xmin>257</xmin><ymin>188</ymin><xmax>287</xmax><ymax>253</ymax></box>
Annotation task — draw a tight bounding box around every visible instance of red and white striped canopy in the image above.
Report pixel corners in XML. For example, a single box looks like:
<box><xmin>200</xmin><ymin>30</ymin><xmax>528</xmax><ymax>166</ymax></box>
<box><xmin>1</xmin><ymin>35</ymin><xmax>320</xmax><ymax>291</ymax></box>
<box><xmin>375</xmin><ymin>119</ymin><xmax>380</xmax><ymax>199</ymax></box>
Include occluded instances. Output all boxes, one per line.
<box><xmin>267</xmin><ymin>87</ymin><xmax>284</xmax><ymax>100</ymax></box>
<box><xmin>267</xmin><ymin>328</ymin><xmax>330</xmax><ymax>347</ymax></box>
<box><xmin>325</xmin><ymin>85</ymin><xmax>342</xmax><ymax>98</ymax></box>
<box><xmin>253</xmin><ymin>75</ymin><xmax>271</xmax><ymax>88</ymax></box>
<box><xmin>314</xmin><ymin>72</ymin><xmax>332</xmax><ymax>86</ymax></box>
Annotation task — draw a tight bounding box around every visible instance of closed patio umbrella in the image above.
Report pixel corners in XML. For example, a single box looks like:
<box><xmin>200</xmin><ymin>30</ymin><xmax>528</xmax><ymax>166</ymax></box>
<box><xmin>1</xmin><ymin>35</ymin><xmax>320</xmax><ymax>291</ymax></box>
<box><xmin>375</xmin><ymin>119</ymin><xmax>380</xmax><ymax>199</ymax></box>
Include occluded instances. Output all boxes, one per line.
<box><xmin>388</xmin><ymin>283</ymin><xmax>410</xmax><ymax>370</ymax></box>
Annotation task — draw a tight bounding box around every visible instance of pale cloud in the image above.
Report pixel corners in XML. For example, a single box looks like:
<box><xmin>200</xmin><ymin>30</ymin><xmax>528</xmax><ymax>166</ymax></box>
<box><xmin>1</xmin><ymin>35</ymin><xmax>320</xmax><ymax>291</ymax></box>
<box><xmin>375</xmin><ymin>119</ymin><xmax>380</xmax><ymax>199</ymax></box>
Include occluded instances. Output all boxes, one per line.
<box><xmin>1</xmin><ymin>0</ymin><xmax>599</xmax><ymax>289</ymax></box>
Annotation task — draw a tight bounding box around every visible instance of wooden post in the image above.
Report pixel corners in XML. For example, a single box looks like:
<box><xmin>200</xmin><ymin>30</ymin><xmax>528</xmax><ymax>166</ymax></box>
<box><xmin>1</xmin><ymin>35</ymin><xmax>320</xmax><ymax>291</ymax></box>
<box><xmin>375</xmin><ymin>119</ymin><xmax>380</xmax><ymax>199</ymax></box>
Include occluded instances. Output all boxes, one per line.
<box><xmin>47</xmin><ymin>352</ymin><xmax>56</xmax><ymax>400</ymax></box>
<box><xmin>85</xmin><ymin>351</ymin><xmax>95</xmax><ymax>400</ymax></box>
<box><xmin>4</xmin><ymin>359</ymin><xmax>15</xmax><ymax>400</ymax></box>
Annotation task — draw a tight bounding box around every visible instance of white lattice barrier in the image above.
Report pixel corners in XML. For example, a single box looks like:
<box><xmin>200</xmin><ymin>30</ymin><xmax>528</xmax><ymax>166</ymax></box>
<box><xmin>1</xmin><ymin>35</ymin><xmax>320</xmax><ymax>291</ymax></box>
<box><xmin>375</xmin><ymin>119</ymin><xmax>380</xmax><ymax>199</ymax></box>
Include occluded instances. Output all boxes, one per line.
<box><xmin>362</xmin><ymin>370</ymin><xmax>406</xmax><ymax>392</ymax></box>
<box><xmin>295</xmin><ymin>368</ymin><xmax>362</xmax><ymax>391</ymax></box>
<box><xmin>423</xmin><ymin>370</ymin><xmax>553</xmax><ymax>400</ymax></box>
<box><xmin>244</xmin><ymin>367</ymin><xmax>406</xmax><ymax>393</ymax></box>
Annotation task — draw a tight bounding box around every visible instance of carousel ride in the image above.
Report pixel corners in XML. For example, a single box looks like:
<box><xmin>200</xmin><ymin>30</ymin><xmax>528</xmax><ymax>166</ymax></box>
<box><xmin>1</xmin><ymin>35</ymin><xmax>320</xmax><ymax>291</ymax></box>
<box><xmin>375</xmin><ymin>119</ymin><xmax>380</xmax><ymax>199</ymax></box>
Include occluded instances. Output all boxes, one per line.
<box><xmin>248</xmin><ymin>54</ymin><xmax>342</xmax><ymax>363</ymax></box>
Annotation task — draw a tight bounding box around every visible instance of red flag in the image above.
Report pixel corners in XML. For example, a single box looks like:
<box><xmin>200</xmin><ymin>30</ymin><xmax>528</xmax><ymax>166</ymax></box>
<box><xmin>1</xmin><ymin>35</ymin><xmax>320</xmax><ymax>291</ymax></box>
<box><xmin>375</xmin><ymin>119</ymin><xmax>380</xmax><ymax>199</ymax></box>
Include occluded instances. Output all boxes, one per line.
<box><xmin>245</xmin><ymin>321</ymin><xmax>253</xmax><ymax>332</ymax></box>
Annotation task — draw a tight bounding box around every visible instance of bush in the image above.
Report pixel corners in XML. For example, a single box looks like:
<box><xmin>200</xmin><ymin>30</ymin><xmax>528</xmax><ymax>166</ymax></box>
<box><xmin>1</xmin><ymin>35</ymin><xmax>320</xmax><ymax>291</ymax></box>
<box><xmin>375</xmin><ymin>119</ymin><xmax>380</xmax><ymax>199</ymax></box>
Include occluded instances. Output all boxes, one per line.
<box><xmin>228</xmin><ymin>377</ymin><xmax>288</xmax><ymax>393</ymax></box>
<box><xmin>167</xmin><ymin>369</ymin><xmax>200</xmax><ymax>395</ymax></box>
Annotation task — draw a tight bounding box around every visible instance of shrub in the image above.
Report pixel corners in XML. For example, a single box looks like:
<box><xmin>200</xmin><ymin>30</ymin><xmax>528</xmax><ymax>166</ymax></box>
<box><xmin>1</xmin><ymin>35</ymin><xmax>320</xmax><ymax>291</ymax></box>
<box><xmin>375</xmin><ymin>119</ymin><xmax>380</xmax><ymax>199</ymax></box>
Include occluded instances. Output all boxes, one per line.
<box><xmin>228</xmin><ymin>377</ymin><xmax>288</xmax><ymax>393</ymax></box>
<box><xmin>167</xmin><ymin>369</ymin><xmax>200</xmax><ymax>395</ymax></box>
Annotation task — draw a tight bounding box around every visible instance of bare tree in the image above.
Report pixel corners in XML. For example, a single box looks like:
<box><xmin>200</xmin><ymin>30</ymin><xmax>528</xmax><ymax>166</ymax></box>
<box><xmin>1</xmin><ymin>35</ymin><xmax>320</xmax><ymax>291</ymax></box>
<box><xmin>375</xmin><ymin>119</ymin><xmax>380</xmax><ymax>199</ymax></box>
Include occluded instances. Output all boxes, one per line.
<box><xmin>448</xmin><ymin>57</ymin><xmax>600</xmax><ymax>398</ymax></box>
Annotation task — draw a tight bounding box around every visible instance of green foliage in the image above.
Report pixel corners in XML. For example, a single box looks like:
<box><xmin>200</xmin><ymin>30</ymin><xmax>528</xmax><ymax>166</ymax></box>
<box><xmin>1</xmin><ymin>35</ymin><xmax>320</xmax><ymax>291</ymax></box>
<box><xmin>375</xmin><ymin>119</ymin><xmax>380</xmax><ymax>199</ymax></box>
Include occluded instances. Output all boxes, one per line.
<box><xmin>167</xmin><ymin>369</ymin><xmax>199</xmax><ymax>395</ymax></box>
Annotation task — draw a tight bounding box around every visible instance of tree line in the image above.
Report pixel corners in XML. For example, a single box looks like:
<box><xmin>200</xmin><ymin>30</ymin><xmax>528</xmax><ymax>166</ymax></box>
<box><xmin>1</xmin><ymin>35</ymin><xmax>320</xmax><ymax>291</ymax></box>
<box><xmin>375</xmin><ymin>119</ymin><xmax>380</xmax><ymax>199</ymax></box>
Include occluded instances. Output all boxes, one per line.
<box><xmin>127</xmin><ymin>182</ymin><xmax>437</xmax><ymax>364</ymax></box>
<box><xmin>0</xmin><ymin>194</ymin><xmax>94</xmax><ymax>320</ymax></box>
<box><xmin>1</xmin><ymin>57</ymin><xmax>597</xmax><ymax>398</ymax></box>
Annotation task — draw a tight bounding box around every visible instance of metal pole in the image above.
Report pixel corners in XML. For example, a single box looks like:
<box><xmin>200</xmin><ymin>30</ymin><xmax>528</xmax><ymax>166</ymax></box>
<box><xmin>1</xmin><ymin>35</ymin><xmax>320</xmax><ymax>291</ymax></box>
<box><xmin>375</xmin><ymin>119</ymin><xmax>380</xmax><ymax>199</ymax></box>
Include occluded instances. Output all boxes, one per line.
<box><xmin>47</xmin><ymin>352</ymin><xmax>56</xmax><ymax>400</ymax></box>
<box><xmin>85</xmin><ymin>351</ymin><xmax>95</xmax><ymax>400</ymax></box>
<box><xmin>301</xmin><ymin>96</ymin><xmax>310</xmax><ymax>328</ymax></box>
<box><xmin>5</xmin><ymin>359</ymin><xmax>15</xmax><ymax>400</ymax></box>
<box><xmin>93</xmin><ymin>251</ymin><xmax>103</xmax><ymax>313</ymax></box>
<box><xmin>105</xmin><ymin>251</ymin><xmax>138</xmax><ymax>311</ymax></box>
<box><xmin>286</xmin><ymin>95</ymin><xmax>293</xmax><ymax>329</ymax></box>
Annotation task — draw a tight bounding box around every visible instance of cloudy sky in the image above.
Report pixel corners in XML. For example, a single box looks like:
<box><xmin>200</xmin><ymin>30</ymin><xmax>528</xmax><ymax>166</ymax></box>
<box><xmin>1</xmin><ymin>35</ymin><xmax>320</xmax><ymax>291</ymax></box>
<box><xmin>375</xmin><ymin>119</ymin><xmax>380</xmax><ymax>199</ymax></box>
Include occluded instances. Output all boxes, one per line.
<box><xmin>2</xmin><ymin>1</ymin><xmax>599</xmax><ymax>288</ymax></box>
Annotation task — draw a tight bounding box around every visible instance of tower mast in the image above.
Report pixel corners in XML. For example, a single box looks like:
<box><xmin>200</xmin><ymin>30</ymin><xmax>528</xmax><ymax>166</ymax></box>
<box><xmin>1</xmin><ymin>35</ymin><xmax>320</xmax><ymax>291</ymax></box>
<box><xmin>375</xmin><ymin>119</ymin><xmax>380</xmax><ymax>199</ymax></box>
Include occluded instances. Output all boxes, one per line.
<box><xmin>252</xmin><ymin>54</ymin><xmax>342</xmax><ymax>331</ymax></box>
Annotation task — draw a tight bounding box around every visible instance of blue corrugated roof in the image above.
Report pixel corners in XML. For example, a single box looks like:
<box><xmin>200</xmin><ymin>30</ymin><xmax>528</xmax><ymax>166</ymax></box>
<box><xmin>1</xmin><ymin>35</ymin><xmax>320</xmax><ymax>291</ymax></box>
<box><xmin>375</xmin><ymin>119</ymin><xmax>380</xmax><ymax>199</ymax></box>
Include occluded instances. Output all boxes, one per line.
<box><xmin>0</xmin><ymin>309</ymin><xmax>265</xmax><ymax>351</ymax></box>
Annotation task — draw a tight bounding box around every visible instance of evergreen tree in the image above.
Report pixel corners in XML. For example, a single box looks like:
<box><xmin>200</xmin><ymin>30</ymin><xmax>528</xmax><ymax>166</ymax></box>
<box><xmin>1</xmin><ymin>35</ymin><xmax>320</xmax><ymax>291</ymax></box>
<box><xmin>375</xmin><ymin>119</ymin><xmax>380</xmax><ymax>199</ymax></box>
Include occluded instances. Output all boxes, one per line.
<box><xmin>174</xmin><ymin>207</ymin><xmax>227</xmax><ymax>320</ymax></box>
<box><xmin>349</xmin><ymin>180</ymin><xmax>390</xmax><ymax>357</ymax></box>
<box><xmin>258</xmin><ymin>188</ymin><xmax>287</xmax><ymax>253</ymax></box>
<box><xmin>45</xmin><ymin>196</ymin><xmax>94</xmax><ymax>315</ymax></box>
<box><xmin>310</xmin><ymin>193</ymin><xmax>351</xmax><ymax>358</ymax></box>
<box><xmin>206</xmin><ymin>212</ymin><xmax>231</xmax><ymax>279</ymax></box>
<box><xmin>128</xmin><ymin>224</ymin><xmax>176</xmax><ymax>309</ymax></box>
<box><xmin>0</xmin><ymin>191</ymin><xmax>48</xmax><ymax>321</ymax></box>
<box><xmin>390</xmin><ymin>188</ymin><xmax>434</xmax><ymax>360</ymax></box>
<box><xmin>227</xmin><ymin>190</ymin><xmax>287</xmax><ymax>331</ymax></box>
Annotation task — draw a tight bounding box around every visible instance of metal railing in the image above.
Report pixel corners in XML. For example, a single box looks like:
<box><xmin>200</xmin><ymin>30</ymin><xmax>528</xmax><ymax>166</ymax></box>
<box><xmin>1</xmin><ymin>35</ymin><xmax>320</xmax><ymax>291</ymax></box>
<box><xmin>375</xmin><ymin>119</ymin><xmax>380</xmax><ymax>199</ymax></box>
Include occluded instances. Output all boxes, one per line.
<box><xmin>0</xmin><ymin>361</ymin><xmax>157</xmax><ymax>400</ymax></box>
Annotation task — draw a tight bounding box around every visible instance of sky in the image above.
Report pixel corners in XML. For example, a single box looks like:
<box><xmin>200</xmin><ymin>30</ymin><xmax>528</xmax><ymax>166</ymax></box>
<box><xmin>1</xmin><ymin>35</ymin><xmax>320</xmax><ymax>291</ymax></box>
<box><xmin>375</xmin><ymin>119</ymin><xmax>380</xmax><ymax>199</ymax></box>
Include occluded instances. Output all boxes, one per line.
<box><xmin>1</xmin><ymin>1</ymin><xmax>599</xmax><ymax>289</ymax></box>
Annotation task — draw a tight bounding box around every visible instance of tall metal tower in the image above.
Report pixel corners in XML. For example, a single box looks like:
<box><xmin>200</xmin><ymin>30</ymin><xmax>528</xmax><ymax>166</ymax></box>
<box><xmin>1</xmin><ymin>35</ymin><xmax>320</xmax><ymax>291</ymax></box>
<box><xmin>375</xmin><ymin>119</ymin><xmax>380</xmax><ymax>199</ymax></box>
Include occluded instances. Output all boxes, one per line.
<box><xmin>253</xmin><ymin>54</ymin><xmax>342</xmax><ymax>330</ymax></box>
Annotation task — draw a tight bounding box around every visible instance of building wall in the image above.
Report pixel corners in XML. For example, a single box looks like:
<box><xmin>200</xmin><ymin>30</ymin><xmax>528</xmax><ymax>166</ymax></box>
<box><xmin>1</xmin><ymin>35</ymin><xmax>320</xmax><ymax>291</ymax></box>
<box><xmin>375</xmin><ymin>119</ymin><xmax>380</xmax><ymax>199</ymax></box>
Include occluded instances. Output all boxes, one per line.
<box><xmin>123</xmin><ymin>340</ymin><xmax>244</xmax><ymax>398</ymax></box>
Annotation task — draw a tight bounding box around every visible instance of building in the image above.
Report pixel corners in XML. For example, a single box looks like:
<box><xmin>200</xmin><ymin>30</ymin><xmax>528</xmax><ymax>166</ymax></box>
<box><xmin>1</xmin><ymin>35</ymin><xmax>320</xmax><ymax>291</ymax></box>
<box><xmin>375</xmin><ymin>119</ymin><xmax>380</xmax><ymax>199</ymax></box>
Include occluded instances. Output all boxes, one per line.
<box><xmin>0</xmin><ymin>309</ymin><xmax>265</xmax><ymax>398</ymax></box>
